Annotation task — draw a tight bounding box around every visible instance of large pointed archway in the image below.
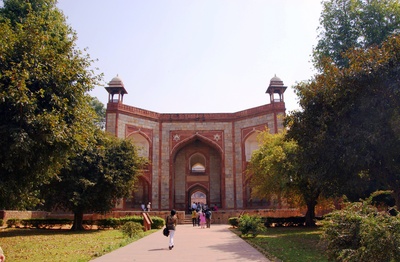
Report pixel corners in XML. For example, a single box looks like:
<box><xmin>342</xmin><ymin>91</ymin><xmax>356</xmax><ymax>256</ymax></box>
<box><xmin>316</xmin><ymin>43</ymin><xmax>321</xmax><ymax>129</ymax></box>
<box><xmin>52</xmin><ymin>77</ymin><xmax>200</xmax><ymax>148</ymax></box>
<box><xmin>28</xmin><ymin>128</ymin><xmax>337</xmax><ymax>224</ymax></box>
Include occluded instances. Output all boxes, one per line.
<box><xmin>170</xmin><ymin>135</ymin><xmax>223</xmax><ymax>211</ymax></box>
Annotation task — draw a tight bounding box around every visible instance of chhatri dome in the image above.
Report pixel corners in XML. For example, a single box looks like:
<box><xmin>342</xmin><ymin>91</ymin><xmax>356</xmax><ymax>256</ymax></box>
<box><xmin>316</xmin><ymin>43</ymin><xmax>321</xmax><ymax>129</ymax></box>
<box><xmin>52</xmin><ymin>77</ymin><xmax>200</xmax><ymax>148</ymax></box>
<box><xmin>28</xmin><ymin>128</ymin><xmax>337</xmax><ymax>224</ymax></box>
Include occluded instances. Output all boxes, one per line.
<box><xmin>105</xmin><ymin>75</ymin><xmax>127</xmax><ymax>103</ymax></box>
<box><xmin>266</xmin><ymin>74</ymin><xmax>287</xmax><ymax>103</ymax></box>
<box><xmin>107</xmin><ymin>75</ymin><xmax>125</xmax><ymax>88</ymax></box>
<box><xmin>270</xmin><ymin>74</ymin><xmax>283</xmax><ymax>84</ymax></box>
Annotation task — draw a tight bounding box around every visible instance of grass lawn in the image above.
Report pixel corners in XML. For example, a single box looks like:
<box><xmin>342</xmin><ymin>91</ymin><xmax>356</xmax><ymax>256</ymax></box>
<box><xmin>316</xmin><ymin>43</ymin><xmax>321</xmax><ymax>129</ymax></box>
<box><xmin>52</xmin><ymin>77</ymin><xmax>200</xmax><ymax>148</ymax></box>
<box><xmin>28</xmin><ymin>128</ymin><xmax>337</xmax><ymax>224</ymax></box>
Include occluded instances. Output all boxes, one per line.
<box><xmin>0</xmin><ymin>227</ymin><xmax>156</xmax><ymax>262</ymax></box>
<box><xmin>0</xmin><ymin>226</ymin><xmax>329</xmax><ymax>262</ymax></box>
<box><xmin>235</xmin><ymin>226</ymin><xmax>330</xmax><ymax>262</ymax></box>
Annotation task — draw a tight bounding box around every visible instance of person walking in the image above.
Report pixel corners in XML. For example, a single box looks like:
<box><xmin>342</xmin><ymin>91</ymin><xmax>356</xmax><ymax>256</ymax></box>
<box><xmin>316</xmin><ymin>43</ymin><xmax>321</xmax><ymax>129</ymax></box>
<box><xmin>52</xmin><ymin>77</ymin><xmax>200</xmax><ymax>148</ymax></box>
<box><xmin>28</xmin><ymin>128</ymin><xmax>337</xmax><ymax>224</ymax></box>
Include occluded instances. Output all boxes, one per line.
<box><xmin>146</xmin><ymin>202</ymin><xmax>151</xmax><ymax>211</ymax></box>
<box><xmin>205</xmin><ymin>209</ymin><xmax>212</xmax><ymax>228</ymax></box>
<box><xmin>199</xmin><ymin>211</ymin><xmax>206</xmax><ymax>229</ymax></box>
<box><xmin>166</xmin><ymin>209</ymin><xmax>177</xmax><ymax>250</ymax></box>
<box><xmin>191</xmin><ymin>209</ymin><xmax>197</xmax><ymax>227</ymax></box>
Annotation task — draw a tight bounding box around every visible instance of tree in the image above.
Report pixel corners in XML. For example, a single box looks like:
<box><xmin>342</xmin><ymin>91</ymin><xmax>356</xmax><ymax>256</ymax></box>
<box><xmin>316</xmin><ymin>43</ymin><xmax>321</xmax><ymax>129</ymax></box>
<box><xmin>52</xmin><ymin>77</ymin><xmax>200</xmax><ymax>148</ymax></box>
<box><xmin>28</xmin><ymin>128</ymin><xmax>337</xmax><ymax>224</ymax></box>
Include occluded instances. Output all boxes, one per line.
<box><xmin>42</xmin><ymin>130</ymin><xmax>145</xmax><ymax>231</ymax></box>
<box><xmin>248</xmin><ymin>129</ymin><xmax>351</xmax><ymax>226</ymax></box>
<box><xmin>314</xmin><ymin>0</ymin><xmax>400</xmax><ymax>69</ymax></box>
<box><xmin>285</xmin><ymin>0</ymin><xmax>400</xmax><ymax>220</ymax></box>
<box><xmin>287</xmin><ymin>34</ymin><xmax>400</xmax><ymax>211</ymax></box>
<box><xmin>89</xmin><ymin>96</ymin><xmax>106</xmax><ymax>130</ymax></box>
<box><xmin>247</xmin><ymin>131</ymin><xmax>297</xmax><ymax>204</ymax></box>
<box><xmin>247</xmin><ymin>130</ymin><xmax>325</xmax><ymax>226</ymax></box>
<box><xmin>0</xmin><ymin>0</ymin><xmax>100</xmax><ymax>209</ymax></box>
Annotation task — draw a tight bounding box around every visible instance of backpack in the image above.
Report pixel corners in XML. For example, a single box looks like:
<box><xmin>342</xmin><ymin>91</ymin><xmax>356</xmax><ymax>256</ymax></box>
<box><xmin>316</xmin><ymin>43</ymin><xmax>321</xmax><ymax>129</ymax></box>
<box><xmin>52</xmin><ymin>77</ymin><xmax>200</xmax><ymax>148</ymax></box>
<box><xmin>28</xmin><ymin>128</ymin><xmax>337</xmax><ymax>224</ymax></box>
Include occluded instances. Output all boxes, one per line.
<box><xmin>163</xmin><ymin>227</ymin><xmax>169</xmax><ymax>237</ymax></box>
<box><xmin>205</xmin><ymin>211</ymin><xmax>211</xmax><ymax>219</ymax></box>
<box><xmin>166</xmin><ymin>215</ymin><xmax>175</xmax><ymax>230</ymax></box>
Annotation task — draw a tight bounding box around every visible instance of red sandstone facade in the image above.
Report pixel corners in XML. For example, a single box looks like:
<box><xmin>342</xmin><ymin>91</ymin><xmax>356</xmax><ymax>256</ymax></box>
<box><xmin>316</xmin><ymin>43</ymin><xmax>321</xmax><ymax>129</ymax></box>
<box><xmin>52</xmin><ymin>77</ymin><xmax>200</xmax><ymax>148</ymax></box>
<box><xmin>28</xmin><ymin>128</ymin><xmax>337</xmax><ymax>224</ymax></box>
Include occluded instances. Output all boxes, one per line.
<box><xmin>105</xmin><ymin>76</ymin><xmax>287</xmax><ymax>211</ymax></box>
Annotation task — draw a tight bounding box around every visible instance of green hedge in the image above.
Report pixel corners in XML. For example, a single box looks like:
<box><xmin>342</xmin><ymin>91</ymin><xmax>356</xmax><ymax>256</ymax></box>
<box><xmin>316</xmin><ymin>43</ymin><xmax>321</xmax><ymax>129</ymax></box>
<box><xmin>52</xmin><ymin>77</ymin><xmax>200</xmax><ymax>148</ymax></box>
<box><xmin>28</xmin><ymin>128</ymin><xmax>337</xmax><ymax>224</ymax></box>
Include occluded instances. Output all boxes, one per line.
<box><xmin>7</xmin><ymin>218</ymin><xmax>72</xmax><ymax>228</ymax></box>
<box><xmin>96</xmin><ymin>216</ymin><xmax>164</xmax><ymax>229</ymax></box>
<box><xmin>6</xmin><ymin>219</ymin><xmax>21</xmax><ymax>227</ymax></box>
<box><xmin>6</xmin><ymin>216</ymin><xmax>165</xmax><ymax>230</ymax></box>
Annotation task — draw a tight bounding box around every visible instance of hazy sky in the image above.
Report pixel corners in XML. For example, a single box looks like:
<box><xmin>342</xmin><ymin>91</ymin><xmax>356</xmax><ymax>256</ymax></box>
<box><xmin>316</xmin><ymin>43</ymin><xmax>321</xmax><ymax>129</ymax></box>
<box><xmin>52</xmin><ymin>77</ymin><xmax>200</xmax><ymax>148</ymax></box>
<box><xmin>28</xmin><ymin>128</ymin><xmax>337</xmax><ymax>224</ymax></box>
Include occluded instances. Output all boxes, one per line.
<box><xmin>56</xmin><ymin>0</ymin><xmax>322</xmax><ymax>113</ymax></box>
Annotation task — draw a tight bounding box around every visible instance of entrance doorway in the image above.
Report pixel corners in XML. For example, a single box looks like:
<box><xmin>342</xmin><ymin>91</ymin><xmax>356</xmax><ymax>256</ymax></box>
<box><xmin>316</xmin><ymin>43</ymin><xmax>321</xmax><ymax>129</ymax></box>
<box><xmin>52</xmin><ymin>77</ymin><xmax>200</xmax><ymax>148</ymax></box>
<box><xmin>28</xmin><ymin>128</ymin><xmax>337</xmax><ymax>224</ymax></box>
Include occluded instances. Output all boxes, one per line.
<box><xmin>191</xmin><ymin>191</ymin><xmax>206</xmax><ymax>205</ymax></box>
<box><xmin>188</xmin><ymin>186</ymin><xmax>208</xmax><ymax>213</ymax></box>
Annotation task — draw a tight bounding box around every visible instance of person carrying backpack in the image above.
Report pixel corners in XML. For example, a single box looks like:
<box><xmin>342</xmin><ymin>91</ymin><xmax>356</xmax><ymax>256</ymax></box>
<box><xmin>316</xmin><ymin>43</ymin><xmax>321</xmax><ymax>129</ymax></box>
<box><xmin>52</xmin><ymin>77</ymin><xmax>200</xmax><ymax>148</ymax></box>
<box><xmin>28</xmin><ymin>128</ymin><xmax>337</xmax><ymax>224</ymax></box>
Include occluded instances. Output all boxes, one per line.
<box><xmin>165</xmin><ymin>209</ymin><xmax>177</xmax><ymax>250</ymax></box>
<box><xmin>205</xmin><ymin>209</ymin><xmax>212</xmax><ymax>228</ymax></box>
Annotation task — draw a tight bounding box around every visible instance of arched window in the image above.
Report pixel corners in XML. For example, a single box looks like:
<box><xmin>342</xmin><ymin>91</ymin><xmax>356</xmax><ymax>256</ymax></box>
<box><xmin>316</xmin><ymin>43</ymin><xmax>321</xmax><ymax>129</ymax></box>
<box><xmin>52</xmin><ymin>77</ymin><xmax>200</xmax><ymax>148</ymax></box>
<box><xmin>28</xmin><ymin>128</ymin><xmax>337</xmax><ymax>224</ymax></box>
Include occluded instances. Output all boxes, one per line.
<box><xmin>189</xmin><ymin>153</ymin><xmax>206</xmax><ymax>174</ymax></box>
<box><xmin>127</xmin><ymin>133</ymin><xmax>150</xmax><ymax>158</ymax></box>
<box><xmin>244</xmin><ymin>132</ymin><xmax>260</xmax><ymax>162</ymax></box>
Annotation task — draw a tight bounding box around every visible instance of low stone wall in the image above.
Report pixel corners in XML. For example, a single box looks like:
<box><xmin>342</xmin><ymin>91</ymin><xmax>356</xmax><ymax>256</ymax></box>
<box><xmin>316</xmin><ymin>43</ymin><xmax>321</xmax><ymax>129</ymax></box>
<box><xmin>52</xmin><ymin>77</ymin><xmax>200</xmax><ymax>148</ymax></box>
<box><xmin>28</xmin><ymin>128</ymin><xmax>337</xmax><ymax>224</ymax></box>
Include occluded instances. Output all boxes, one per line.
<box><xmin>209</xmin><ymin>208</ymin><xmax>305</xmax><ymax>224</ymax></box>
<box><xmin>54</xmin><ymin>210</ymin><xmax>302</xmax><ymax>225</ymax></box>
<box><xmin>0</xmin><ymin>210</ymin><xmax>49</xmax><ymax>222</ymax></box>
<box><xmin>1</xmin><ymin>208</ymin><xmax>306</xmax><ymax>225</ymax></box>
<box><xmin>47</xmin><ymin>211</ymin><xmax>181</xmax><ymax>222</ymax></box>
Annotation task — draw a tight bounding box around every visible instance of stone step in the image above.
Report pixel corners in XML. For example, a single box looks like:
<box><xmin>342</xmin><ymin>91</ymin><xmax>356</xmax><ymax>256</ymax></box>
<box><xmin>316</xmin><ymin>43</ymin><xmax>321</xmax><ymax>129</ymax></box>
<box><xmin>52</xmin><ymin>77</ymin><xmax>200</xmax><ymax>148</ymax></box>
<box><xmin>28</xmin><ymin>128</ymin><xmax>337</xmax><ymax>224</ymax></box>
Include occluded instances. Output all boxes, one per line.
<box><xmin>182</xmin><ymin>214</ymin><xmax>193</xmax><ymax>224</ymax></box>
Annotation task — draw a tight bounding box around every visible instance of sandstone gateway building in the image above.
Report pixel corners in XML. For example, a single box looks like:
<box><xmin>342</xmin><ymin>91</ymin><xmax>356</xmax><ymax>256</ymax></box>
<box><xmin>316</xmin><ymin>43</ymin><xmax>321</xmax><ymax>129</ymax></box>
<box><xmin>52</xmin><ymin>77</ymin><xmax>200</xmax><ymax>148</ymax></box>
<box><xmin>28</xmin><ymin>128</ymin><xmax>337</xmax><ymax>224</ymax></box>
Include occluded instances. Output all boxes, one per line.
<box><xmin>105</xmin><ymin>75</ymin><xmax>287</xmax><ymax>212</ymax></box>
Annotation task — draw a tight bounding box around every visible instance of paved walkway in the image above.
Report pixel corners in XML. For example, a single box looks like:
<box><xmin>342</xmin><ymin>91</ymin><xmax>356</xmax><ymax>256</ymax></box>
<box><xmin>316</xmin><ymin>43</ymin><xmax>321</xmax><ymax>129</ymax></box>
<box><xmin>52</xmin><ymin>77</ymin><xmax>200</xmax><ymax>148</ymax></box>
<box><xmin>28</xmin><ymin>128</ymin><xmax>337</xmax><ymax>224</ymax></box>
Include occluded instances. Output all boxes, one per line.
<box><xmin>90</xmin><ymin>224</ymin><xmax>271</xmax><ymax>262</ymax></box>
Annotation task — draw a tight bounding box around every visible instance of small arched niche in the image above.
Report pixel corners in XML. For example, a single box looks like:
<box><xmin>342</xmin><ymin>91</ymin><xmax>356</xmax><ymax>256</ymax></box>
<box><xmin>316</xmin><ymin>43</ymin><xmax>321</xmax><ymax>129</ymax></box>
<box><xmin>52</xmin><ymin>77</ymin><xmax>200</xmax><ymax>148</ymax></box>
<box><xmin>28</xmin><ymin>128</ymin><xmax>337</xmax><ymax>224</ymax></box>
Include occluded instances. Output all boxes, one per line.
<box><xmin>189</xmin><ymin>153</ymin><xmax>206</xmax><ymax>174</ymax></box>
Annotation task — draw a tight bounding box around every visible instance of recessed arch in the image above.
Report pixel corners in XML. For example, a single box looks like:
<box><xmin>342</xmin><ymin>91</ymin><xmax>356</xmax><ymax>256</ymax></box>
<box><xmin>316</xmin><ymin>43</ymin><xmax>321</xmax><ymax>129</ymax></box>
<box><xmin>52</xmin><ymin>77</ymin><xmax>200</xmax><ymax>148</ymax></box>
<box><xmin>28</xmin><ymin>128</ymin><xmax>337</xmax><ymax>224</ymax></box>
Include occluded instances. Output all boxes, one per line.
<box><xmin>127</xmin><ymin>132</ymin><xmax>150</xmax><ymax>158</ymax></box>
<box><xmin>171</xmin><ymin>134</ymin><xmax>223</xmax><ymax>159</ymax></box>
<box><xmin>244</xmin><ymin>131</ymin><xmax>261</xmax><ymax>162</ymax></box>
<box><xmin>188</xmin><ymin>184</ymin><xmax>208</xmax><ymax>206</ymax></box>
<box><xmin>171</xmin><ymin>134</ymin><xmax>224</xmax><ymax>210</ymax></box>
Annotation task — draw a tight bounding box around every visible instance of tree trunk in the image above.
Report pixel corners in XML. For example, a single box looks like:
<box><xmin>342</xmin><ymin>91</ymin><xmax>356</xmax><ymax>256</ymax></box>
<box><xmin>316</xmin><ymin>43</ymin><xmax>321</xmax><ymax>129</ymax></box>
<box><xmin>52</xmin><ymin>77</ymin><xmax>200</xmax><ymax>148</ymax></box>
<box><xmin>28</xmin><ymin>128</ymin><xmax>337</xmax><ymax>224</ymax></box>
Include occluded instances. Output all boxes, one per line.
<box><xmin>304</xmin><ymin>188</ymin><xmax>320</xmax><ymax>227</ymax></box>
<box><xmin>71</xmin><ymin>211</ymin><xmax>85</xmax><ymax>231</ymax></box>
<box><xmin>305</xmin><ymin>199</ymin><xmax>317</xmax><ymax>227</ymax></box>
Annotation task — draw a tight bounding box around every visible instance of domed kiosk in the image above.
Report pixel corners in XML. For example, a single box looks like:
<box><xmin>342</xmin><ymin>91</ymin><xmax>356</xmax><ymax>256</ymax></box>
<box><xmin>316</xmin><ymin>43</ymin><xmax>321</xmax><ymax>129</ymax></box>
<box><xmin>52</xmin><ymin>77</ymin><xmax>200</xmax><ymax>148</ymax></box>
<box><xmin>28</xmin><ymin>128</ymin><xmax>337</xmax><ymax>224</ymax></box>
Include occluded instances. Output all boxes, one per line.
<box><xmin>266</xmin><ymin>75</ymin><xmax>287</xmax><ymax>103</ymax></box>
<box><xmin>105</xmin><ymin>75</ymin><xmax>127</xmax><ymax>103</ymax></box>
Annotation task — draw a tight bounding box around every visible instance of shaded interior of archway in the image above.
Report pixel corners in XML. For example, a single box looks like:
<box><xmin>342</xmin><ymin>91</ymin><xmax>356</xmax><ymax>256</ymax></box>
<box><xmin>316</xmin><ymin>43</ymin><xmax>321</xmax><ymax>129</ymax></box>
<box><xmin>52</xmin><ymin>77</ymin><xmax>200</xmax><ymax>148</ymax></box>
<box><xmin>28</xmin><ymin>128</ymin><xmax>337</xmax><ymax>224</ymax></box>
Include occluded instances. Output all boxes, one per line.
<box><xmin>131</xmin><ymin>176</ymin><xmax>149</xmax><ymax>209</ymax></box>
<box><xmin>191</xmin><ymin>190</ymin><xmax>206</xmax><ymax>205</ymax></box>
<box><xmin>173</xmin><ymin>138</ymin><xmax>222</xmax><ymax>211</ymax></box>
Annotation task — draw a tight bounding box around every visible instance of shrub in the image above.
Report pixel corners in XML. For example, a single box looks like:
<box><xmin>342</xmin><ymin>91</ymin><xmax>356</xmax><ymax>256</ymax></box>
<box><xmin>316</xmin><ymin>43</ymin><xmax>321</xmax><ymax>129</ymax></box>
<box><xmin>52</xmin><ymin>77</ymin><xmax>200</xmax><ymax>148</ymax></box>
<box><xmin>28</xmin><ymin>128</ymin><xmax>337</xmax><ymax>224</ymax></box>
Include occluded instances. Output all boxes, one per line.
<box><xmin>120</xmin><ymin>222</ymin><xmax>144</xmax><ymax>238</ymax></box>
<box><xmin>238</xmin><ymin>214</ymin><xmax>266</xmax><ymax>237</ymax></box>
<box><xmin>23</xmin><ymin>218</ymin><xmax>73</xmax><ymax>228</ymax></box>
<box><xmin>6</xmin><ymin>219</ymin><xmax>21</xmax><ymax>228</ymax></box>
<box><xmin>96</xmin><ymin>216</ymin><xmax>164</xmax><ymax>230</ymax></box>
<box><xmin>119</xmin><ymin>216</ymin><xmax>142</xmax><ymax>225</ymax></box>
<box><xmin>321</xmin><ymin>199</ymin><xmax>400</xmax><ymax>262</ymax></box>
<box><xmin>264</xmin><ymin>216</ymin><xmax>306</xmax><ymax>227</ymax></box>
<box><xmin>150</xmin><ymin>216</ymin><xmax>164</xmax><ymax>229</ymax></box>
<box><xmin>369</xmin><ymin>190</ymin><xmax>396</xmax><ymax>208</ymax></box>
<box><xmin>228</xmin><ymin>217</ymin><xmax>239</xmax><ymax>228</ymax></box>
<box><xmin>83</xmin><ymin>219</ymin><xmax>96</xmax><ymax>228</ymax></box>
<box><xmin>97</xmin><ymin>218</ymin><xmax>121</xmax><ymax>229</ymax></box>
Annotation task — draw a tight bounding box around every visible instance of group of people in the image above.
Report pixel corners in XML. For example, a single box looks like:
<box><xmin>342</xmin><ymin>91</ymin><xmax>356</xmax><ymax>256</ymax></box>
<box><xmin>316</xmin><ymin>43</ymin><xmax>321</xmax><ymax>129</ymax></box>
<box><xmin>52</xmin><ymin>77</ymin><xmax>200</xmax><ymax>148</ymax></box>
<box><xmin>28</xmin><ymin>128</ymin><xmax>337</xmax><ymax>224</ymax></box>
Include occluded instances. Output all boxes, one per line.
<box><xmin>191</xmin><ymin>204</ymin><xmax>212</xmax><ymax>228</ymax></box>
<box><xmin>140</xmin><ymin>202</ymin><xmax>151</xmax><ymax>212</ymax></box>
<box><xmin>164</xmin><ymin>202</ymin><xmax>218</xmax><ymax>250</ymax></box>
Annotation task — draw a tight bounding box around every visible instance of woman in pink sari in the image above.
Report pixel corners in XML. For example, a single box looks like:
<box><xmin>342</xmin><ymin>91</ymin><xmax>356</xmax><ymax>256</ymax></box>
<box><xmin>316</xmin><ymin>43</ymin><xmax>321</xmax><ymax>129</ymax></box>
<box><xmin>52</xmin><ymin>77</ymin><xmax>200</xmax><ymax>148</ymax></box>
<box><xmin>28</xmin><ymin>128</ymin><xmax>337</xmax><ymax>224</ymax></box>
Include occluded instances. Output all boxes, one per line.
<box><xmin>199</xmin><ymin>212</ymin><xmax>206</xmax><ymax>228</ymax></box>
